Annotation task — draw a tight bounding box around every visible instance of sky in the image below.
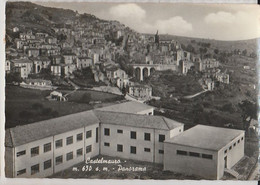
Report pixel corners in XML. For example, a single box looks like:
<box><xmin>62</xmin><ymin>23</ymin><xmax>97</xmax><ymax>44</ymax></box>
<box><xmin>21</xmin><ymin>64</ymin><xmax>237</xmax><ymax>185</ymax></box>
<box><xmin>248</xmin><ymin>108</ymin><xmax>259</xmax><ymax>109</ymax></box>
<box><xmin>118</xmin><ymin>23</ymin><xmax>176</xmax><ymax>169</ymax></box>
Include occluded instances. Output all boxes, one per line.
<box><xmin>35</xmin><ymin>2</ymin><xmax>260</xmax><ymax>41</ymax></box>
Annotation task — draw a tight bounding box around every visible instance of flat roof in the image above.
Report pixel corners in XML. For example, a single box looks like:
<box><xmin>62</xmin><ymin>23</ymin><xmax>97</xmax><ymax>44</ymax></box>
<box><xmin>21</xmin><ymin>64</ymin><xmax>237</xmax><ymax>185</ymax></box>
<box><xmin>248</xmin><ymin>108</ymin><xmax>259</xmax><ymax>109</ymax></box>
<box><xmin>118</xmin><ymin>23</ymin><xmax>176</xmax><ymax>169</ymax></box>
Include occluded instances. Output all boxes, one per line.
<box><xmin>5</xmin><ymin>110</ymin><xmax>99</xmax><ymax>147</ymax></box>
<box><xmin>165</xmin><ymin>125</ymin><xmax>244</xmax><ymax>151</ymax></box>
<box><xmin>94</xmin><ymin>111</ymin><xmax>183</xmax><ymax>130</ymax></box>
<box><xmin>95</xmin><ymin>101</ymin><xmax>153</xmax><ymax>114</ymax></box>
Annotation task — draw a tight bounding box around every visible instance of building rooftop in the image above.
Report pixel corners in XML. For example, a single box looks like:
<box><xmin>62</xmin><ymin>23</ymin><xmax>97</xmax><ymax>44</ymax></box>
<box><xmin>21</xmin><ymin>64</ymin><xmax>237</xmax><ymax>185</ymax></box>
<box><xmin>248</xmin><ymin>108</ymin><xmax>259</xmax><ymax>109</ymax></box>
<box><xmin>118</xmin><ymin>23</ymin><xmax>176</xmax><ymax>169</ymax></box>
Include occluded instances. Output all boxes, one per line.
<box><xmin>11</xmin><ymin>58</ymin><xmax>33</xmax><ymax>64</ymax></box>
<box><xmin>5</xmin><ymin>110</ymin><xmax>99</xmax><ymax>147</ymax></box>
<box><xmin>94</xmin><ymin>111</ymin><xmax>183</xmax><ymax>130</ymax></box>
<box><xmin>95</xmin><ymin>101</ymin><xmax>153</xmax><ymax>114</ymax></box>
<box><xmin>165</xmin><ymin>125</ymin><xmax>244</xmax><ymax>151</ymax></box>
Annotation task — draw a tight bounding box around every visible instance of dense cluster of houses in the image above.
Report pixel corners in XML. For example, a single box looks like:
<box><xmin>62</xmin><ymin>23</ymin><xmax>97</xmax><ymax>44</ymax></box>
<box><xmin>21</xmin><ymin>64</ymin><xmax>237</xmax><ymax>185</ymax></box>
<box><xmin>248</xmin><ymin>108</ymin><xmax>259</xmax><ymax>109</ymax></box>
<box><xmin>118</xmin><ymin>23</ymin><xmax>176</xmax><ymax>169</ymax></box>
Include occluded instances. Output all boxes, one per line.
<box><xmin>6</xmin><ymin>14</ymin><xmax>230</xmax><ymax>99</ymax></box>
<box><xmin>5</xmin><ymin>101</ymin><xmax>245</xmax><ymax>180</ymax></box>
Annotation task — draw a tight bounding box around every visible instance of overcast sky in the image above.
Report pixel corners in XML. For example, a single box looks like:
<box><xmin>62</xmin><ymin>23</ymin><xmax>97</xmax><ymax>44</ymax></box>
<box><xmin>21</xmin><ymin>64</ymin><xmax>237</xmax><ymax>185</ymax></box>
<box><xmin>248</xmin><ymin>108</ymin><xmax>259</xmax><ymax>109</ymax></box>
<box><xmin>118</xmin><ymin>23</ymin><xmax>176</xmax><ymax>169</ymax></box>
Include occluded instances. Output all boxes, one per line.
<box><xmin>35</xmin><ymin>2</ymin><xmax>260</xmax><ymax>41</ymax></box>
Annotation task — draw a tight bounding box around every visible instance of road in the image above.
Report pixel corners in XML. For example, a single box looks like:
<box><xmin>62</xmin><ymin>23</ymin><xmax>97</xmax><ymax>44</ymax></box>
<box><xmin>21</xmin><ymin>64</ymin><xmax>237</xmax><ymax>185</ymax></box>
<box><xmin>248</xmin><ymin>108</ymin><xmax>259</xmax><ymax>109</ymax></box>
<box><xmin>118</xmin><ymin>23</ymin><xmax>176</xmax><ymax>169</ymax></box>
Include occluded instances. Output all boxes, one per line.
<box><xmin>183</xmin><ymin>90</ymin><xmax>208</xmax><ymax>99</ymax></box>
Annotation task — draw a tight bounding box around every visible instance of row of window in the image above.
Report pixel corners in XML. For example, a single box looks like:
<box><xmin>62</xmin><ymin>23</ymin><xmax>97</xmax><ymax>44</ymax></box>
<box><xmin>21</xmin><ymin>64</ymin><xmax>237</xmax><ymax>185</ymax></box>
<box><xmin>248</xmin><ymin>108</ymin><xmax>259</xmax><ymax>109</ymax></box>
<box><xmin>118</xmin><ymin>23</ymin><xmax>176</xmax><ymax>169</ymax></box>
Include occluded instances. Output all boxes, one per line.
<box><xmin>176</xmin><ymin>150</ymin><xmax>213</xmax><ymax>160</ymax></box>
<box><xmin>224</xmin><ymin>136</ymin><xmax>243</xmax><ymax>154</ymax></box>
<box><xmin>104</xmin><ymin>143</ymin><xmax>164</xmax><ymax>154</ymax></box>
<box><xmin>104</xmin><ymin>128</ymin><xmax>166</xmax><ymax>142</ymax></box>
<box><xmin>17</xmin><ymin>143</ymin><xmax>52</xmax><ymax>158</ymax></box>
<box><xmin>17</xmin><ymin>159</ymin><xmax>52</xmax><ymax>176</ymax></box>
<box><xmin>17</xmin><ymin>145</ymin><xmax>93</xmax><ymax>176</ymax></box>
<box><xmin>16</xmin><ymin>128</ymin><xmax>98</xmax><ymax>158</ymax></box>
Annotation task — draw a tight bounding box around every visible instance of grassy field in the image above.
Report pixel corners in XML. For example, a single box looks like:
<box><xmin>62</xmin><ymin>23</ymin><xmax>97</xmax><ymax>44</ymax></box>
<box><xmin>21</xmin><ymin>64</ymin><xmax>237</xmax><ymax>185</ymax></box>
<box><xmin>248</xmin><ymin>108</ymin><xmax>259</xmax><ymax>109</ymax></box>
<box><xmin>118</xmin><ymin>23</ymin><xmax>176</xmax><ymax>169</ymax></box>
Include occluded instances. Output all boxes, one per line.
<box><xmin>5</xmin><ymin>85</ymin><xmax>123</xmax><ymax>128</ymax></box>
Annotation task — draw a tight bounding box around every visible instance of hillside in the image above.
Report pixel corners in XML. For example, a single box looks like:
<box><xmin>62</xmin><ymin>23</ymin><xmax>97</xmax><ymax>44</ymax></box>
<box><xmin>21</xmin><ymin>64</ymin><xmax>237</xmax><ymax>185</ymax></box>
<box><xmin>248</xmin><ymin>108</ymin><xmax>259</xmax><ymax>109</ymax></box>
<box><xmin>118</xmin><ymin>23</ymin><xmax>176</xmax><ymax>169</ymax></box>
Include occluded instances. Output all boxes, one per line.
<box><xmin>6</xmin><ymin>1</ymin><xmax>102</xmax><ymax>37</ymax></box>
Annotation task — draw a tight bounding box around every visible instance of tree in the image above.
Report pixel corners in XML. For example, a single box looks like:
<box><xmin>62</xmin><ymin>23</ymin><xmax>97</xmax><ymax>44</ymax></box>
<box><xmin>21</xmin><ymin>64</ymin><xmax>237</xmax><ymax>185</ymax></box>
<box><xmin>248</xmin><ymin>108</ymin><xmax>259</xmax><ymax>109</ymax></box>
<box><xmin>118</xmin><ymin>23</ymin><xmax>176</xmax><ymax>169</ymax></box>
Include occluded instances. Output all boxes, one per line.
<box><xmin>238</xmin><ymin>100</ymin><xmax>257</xmax><ymax>131</ymax></box>
<box><xmin>6</xmin><ymin>72</ymin><xmax>22</xmax><ymax>83</ymax></box>
<box><xmin>214</xmin><ymin>49</ymin><xmax>219</xmax><ymax>55</ymax></box>
<box><xmin>242</xmin><ymin>49</ymin><xmax>247</xmax><ymax>56</ymax></box>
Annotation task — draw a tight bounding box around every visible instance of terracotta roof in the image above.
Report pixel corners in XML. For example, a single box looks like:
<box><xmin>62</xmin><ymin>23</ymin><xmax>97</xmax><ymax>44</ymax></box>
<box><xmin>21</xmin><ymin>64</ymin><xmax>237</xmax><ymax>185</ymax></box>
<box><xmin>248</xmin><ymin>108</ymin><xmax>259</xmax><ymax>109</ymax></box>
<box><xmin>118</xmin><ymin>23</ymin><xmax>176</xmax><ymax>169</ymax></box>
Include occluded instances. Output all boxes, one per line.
<box><xmin>165</xmin><ymin>125</ymin><xmax>244</xmax><ymax>151</ymax></box>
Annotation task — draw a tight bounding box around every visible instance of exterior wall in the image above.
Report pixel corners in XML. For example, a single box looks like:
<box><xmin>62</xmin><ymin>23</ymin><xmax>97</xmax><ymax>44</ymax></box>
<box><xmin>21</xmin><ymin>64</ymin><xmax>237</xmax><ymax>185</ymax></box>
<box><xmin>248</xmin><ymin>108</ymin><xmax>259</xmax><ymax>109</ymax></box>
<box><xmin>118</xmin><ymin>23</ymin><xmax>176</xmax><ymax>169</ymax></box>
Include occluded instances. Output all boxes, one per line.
<box><xmin>100</xmin><ymin>123</ymin><xmax>181</xmax><ymax>164</ymax></box>
<box><xmin>53</xmin><ymin>128</ymin><xmax>83</xmax><ymax>173</ymax></box>
<box><xmin>51</xmin><ymin>65</ymin><xmax>61</xmax><ymax>76</ymax></box>
<box><xmin>5</xmin><ymin>147</ymin><xmax>14</xmax><ymax>178</ymax></box>
<box><xmin>53</xmin><ymin>123</ymin><xmax>99</xmax><ymax>174</ymax></box>
<box><xmin>137</xmin><ymin>108</ymin><xmax>154</xmax><ymax>115</ymax></box>
<box><xmin>164</xmin><ymin>143</ymin><xmax>218</xmax><ymax>179</ymax></box>
<box><xmin>169</xmin><ymin>125</ymin><xmax>184</xmax><ymax>138</ymax></box>
<box><xmin>100</xmin><ymin>123</ymin><xmax>156</xmax><ymax>163</ymax></box>
<box><xmin>217</xmin><ymin>132</ymin><xmax>244</xmax><ymax>179</ymax></box>
<box><xmin>84</xmin><ymin>124</ymin><xmax>100</xmax><ymax>161</ymax></box>
<box><xmin>14</xmin><ymin>136</ymin><xmax>53</xmax><ymax>178</ymax></box>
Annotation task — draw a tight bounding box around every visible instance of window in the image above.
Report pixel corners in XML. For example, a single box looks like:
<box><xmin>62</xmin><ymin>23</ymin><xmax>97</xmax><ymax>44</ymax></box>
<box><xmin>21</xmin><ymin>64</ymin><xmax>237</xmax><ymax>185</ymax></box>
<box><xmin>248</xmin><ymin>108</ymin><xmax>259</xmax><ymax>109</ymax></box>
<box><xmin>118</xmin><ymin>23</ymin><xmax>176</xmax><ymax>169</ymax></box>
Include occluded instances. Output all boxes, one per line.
<box><xmin>104</xmin><ymin>128</ymin><xmax>110</xmax><ymax>136</ymax></box>
<box><xmin>177</xmin><ymin>150</ymin><xmax>187</xmax><ymax>156</ymax></box>
<box><xmin>189</xmin><ymin>152</ymin><xmax>200</xmax><ymax>157</ymax></box>
<box><xmin>77</xmin><ymin>148</ymin><xmax>83</xmax><ymax>157</ymax></box>
<box><xmin>179</xmin><ymin>129</ymin><xmax>182</xmax><ymax>132</ymax></box>
<box><xmin>117</xmin><ymin>144</ymin><xmax>123</xmax><ymax>152</ymax></box>
<box><xmin>238</xmin><ymin>139</ymin><xmax>240</xmax><ymax>144</ymax></box>
<box><xmin>130</xmin><ymin>146</ymin><xmax>136</xmax><ymax>154</ymax></box>
<box><xmin>86</xmin><ymin>145</ymin><xmax>92</xmax><ymax>153</ymax></box>
<box><xmin>17</xmin><ymin>169</ymin><xmax>26</xmax><ymax>176</ymax></box>
<box><xmin>229</xmin><ymin>146</ymin><xmax>232</xmax><ymax>150</ymax></box>
<box><xmin>104</xmin><ymin>142</ymin><xmax>110</xmax><ymax>147</ymax></box>
<box><xmin>66</xmin><ymin>152</ymin><xmax>73</xmax><ymax>161</ymax></box>
<box><xmin>202</xmin><ymin>154</ymin><xmax>213</xmax><ymax>160</ymax></box>
<box><xmin>117</xmin><ymin>129</ymin><xmax>123</xmax><ymax>134</ymax></box>
<box><xmin>131</xmin><ymin>131</ymin><xmax>136</xmax><ymax>139</ymax></box>
<box><xmin>77</xmin><ymin>133</ymin><xmax>83</xmax><ymax>141</ymax></box>
<box><xmin>55</xmin><ymin>139</ymin><xmax>63</xmax><ymax>148</ymax></box>
<box><xmin>31</xmin><ymin>164</ymin><xmax>39</xmax><ymax>175</ymax></box>
<box><xmin>144</xmin><ymin>148</ymin><xmax>151</xmax><ymax>152</ymax></box>
<box><xmin>44</xmin><ymin>143</ymin><xmax>51</xmax><ymax>153</ymax></box>
<box><xmin>159</xmin><ymin>134</ymin><xmax>165</xmax><ymax>142</ymax></box>
<box><xmin>96</xmin><ymin>127</ymin><xmax>99</xmax><ymax>143</ymax></box>
<box><xmin>224</xmin><ymin>149</ymin><xmax>227</xmax><ymax>154</ymax></box>
<box><xmin>144</xmin><ymin>133</ymin><xmax>151</xmax><ymax>141</ymax></box>
<box><xmin>241</xmin><ymin>137</ymin><xmax>244</xmax><ymax>141</ymax></box>
<box><xmin>159</xmin><ymin>150</ymin><xmax>164</xmax><ymax>154</ymax></box>
<box><xmin>86</xmin><ymin>130</ymin><xmax>92</xmax><ymax>139</ymax></box>
<box><xmin>44</xmin><ymin>159</ymin><xmax>52</xmax><ymax>170</ymax></box>
<box><xmin>17</xmin><ymin>150</ymin><xmax>26</xmax><ymax>157</ymax></box>
<box><xmin>233</xmin><ymin>143</ymin><xmax>236</xmax><ymax>147</ymax></box>
<box><xmin>55</xmin><ymin>155</ymin><xmax>63</xmax><ymax>165</ymax></box>
<box><xmin>66</xmin><ymin>136</ymin><xmax>73</xmax><ymax>145</ymax></box>
<box><xmin>31</xmin><ymin>146</ymin><xmax>39</xmax><ymax>157</ymax></box>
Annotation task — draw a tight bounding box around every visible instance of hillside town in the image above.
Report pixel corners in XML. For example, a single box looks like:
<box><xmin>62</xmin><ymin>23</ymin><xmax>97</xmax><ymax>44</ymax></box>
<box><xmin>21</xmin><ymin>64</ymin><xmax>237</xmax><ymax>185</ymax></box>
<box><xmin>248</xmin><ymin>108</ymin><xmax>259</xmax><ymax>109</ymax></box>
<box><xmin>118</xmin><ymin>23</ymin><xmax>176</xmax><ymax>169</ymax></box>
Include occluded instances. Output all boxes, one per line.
<box><xmin>6</xmin><ymin>10</ymin><xmax>231</xmax><ymax>102</ymax></box>
<box><xmin>4</xmin><ymin>2</ymin><xmax>259</xmax><ymax>181</ymax></box>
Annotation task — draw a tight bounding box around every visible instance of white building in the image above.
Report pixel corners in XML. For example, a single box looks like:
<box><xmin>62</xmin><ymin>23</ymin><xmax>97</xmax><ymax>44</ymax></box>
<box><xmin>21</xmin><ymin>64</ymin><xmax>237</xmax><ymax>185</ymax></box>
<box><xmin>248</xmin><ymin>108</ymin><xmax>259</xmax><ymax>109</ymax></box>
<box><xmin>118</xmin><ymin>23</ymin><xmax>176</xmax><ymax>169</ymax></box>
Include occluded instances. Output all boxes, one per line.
<box><xmin>5</xmin><ymin>101</ymin><xmax>183</xmax><ymax>178</ymax></box>
<box><xmin>163</xmin><ymin>125</ymin><xmax>244</xmax><ymax>180</ymax></box>
<box><xmin>94</xmin><ymin>111</ymin><xmax>184</xmax><ymax>164</ymax></box>
<box><xmin>5</xmin><ymin>111</ymin><xmax>100</xmax><ymax>178</ymax></box>
<box><xmin>96</xmin><ymin>101</ymin><xmax>154</xmax><ymax>115</ymax></box>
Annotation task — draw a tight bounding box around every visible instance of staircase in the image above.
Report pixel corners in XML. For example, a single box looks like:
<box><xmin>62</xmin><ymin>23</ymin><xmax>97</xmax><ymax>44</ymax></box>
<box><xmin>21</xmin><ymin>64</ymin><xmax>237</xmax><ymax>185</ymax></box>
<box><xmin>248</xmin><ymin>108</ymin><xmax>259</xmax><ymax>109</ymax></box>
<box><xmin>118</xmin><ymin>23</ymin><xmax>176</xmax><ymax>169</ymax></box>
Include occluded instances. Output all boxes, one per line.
<box><xmin>224</xmin><ymin>168</ymin><xmax>239</xmax><ymax>179</ymax></box>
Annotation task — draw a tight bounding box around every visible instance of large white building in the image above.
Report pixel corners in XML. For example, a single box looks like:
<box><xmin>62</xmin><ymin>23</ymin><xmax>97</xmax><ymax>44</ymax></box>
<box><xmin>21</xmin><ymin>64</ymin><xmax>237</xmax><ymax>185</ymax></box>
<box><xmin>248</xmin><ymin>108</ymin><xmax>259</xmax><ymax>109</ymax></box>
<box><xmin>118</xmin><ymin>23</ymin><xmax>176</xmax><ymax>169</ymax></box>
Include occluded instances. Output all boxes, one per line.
<box><xmin>5</xmin><ymin>101</ymin><xmax>183</xmax><ymax>178</ymax></box>
<box><xmin>163</xmin><ymin>125</ymin><xmax>245</xmax><ymax>180</ymax></box>
<box><xmin>5</xmin><ymin>101</ymin><xmax>245</xmax><ymax>179</ymax></box>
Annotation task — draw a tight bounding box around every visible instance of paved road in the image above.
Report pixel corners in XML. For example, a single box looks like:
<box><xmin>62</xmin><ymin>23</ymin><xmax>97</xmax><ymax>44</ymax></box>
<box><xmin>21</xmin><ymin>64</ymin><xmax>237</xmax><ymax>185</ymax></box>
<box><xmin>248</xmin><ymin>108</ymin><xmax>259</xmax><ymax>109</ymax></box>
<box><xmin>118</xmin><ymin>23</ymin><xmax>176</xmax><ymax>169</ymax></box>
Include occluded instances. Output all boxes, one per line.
<box><xmin>183</xmin><ymin>90</ymin><xmax>208</xmax><ymax>99</ymax></box>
